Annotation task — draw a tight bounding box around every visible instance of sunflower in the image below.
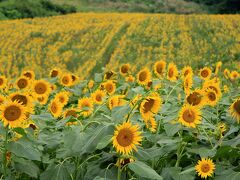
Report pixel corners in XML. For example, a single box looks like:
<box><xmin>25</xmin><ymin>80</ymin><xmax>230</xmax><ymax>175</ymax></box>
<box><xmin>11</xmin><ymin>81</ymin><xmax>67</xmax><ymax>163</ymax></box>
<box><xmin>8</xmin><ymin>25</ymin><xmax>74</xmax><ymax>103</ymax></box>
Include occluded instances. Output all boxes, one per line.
<box><xmin>144</xmin><ymin>116</ymin><xmax>157</xmax><ymax>133</ymax></box>
<box><xmin>108</xmin><ymin>95</ymin><xmax>126</xmax><ymax>110</ymax></box>
<box><xmin>223</xmin><ymin>69</ymin><xmax>230</xmax><ymax>79</ymax></box>
<box><xmin>195</xmin><ymin>158</ymin><xmax>215</xmax><ymax>179</ymax></box>
<box><xmin>32</xmin><ymin>80</ymin><xmax>51</xmax><ymax>98</ymax></box>
<box><xmin>181</xmin><ymin>66</ymin><xmax>193</xmax><ymax>79</ymax></box>
<box><xmin>22</xmin><ymin>70</ymin><xmax>35</xmax><ymax>80</ymax></box>
<box><xmin>120</xmin><ymin>63</ymin><xmax>131</xmax><ymax>76</ymax></box>
<box><xmin>140</xmin><ymin>93</ymin><xmax>162</xmax><ymax>121</ymax></box>
<box><xmin>204</xmin><ymin>88</ymin><xmax>219</xmax><ymax>107</ymax></box>
<box><xmin>183</xmin><ymin>74</ymin><xmax>193</xmax><ymax>95</ymax></box>
<box><xmin>199</xmin><ymin>67</ymin><xmax>211</xmax><ymax>80</ymax></box>
<box><xmin>137</xmin><ymin>68</ymin><xmax>151</xmax><ymax>86</ymax></box>
<box><xmin>203</xmin><ymin>81</ymin><xmax>222</xmax><ymax>99</ymax></box>
<box><xmin>0</xmin><ymin>101</ymin><xmax>27</xmax><ymax>128</ymax></box>
<box><xmin>50</xmin><ymin>68</ymin><xmax>61</xmax><ymax>78</ymax></box>
<box><xmin>230</xmin><ymin>71</ymin><xmax>239</xmax><ymax>81</ymax></box>
<box><xmin>88</xmin><ymin>80</ymin><xmax>94</xmax><ymax>89</ymax></box>
<box><xmin>229</xmin><ymin>98</ymin><xmax>240</xmax><ymax>123</ymax></box>
<box><xmin>0</xmin><ymin>94</ymin><xmax>6</xmax><ymax>105</ymax></box>
<box><xmin>116</xmin><ymin>157</ymin><xmax>135</xmax><ymax>168</ymax></box>
<box><xmin>125</xmin><ymin>75</ymin><xmax>135</xmax><ymax>83</ymax></box>
<box><xmin>63</xmin><ymin>108</ymin><xmax>78</xmax><ymax>126</ymax></box>
<box><xmin>185</xmin><ymin>89</ymin><xmax>205</xmax><ymax>107</ymax></box>
<box><xmin>15</xmin><ymin>76</ymin><xmax>30</xmax><ymax>90</ymax></box>
<box><xmin>112</xmin><ymin>121</ymin><xmax>142</xmax><ymax>155</ymax></box>
<box><xmin>49</xmin><ymin>99</ymin><xmax>63</xmax><ymax>118</ymax></box>
<box><xmin>54</xmin><ymin>91</ymin><xmax>70</xmax><ymax>106</ymax></box>
<box><xmin>9</xmin><ymin>92</ymin><xmax>34</xmax><ymax>112</ymax></box>
<box><xmin>218</xmin><ymin>122</ymin><xmax>226</xmax><ymax>138</ymax></box>
<box><xmin>214</xmin><ymin>61</ymin><xmax>222</xmax><ymax>75</ymax></box>
<box><xmin>223</xmin><ymin>85</ymin><xmax>229</xmax><ymax>93</ymax></box>
<box><xmin>104</xmin><ymin>70</ymin><xmax>116</xmax><ymax>80</ymax></box>
<box><xmin>37</xmin><ymin>95</ymin><xmax>48</xmax><ymax>105</ymax></box>
<box><xmin>104</xmin><ymin>80</ymin><xmax>116</xmax><ymax>95</ymax></box>
<box><xmin>71</xmin><ymin>74</ymin><xmax>78</xmax><ymax>84</ymax></box>
<box><xmin>60</xmin><ymin>73</ymin><xmax>73</xmax><ymax>87</ymax></box>
<box><xmin>153</xmin><ymin>60</ymin><xmax>166</xmax><ymax>79</ymax></box>
<box><xmin>0</xmin><ymin>75</ymin><xmax>7</xmax><ymax>89</ymax></box>
<box><xmin>91</xmin><ymin>89</ymin><xmax>105</xmax><ymax>104</ymax></box>
<box><xmin>178</xmin><ymin>104</ymin><xmax>201</xmax><ymax>128</ymax></box>
<box><xmin>167</xmin><ymin>62</ymin><xmax>178</xmax><ymax>82</ymax></box>
<box><xmin>78</xmin><ymin>97</ymin><xmax>94</xmax><ymax>117</ymax></box>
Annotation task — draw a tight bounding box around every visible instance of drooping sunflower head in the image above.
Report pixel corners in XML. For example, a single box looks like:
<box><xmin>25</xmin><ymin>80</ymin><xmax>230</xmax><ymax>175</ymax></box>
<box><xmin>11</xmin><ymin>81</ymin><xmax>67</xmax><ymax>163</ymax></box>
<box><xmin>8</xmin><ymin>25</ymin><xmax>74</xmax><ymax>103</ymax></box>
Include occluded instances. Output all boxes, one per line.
<box><xmin>54</xmin><ymin>91</ymin><xmax>70</xmax><ymax>106</ymax></box>
<box><xmin>71</xmin><ymin>74</ymin><xmax>78</xmax><ymax>84</ymax></box>
<box><xmin>0</xmin><ymin>101</ymin><xmax>27</xmax><ymax>128</ymax></box>
<box><xmin>112</xmin><ymin>121</ymin><xmax>142</xmax><ymax>155</ymax></box>
<box><xmin>104</xmin><ymin>80</ymin><xmax>116</xmax><ymax>95</ymax></box>
<box><xmin>144</xmin><ymin>116</ymin><xmax>157</xmax><ymax>133</ymax></box>
<box><xmin>0</xmin><ymin>94</ymin><xmax>6</xmax><ymax>105</ymax></box>
<box><xmin>78</xmin><ymin>97</ymin><xmax>94</xmax><ymax>117</ymax></box>
<box><xmin>229</xmin><ymin>98</ymin><xmax>240</xmax><ymax>123</ymax></box>
<box><xmin>49</xmin><ymin>99</ymin><xmax>63</xmax><ymax>118</ymax></box>
<box><xmin>183</xmin><ymin>74</ymin><xmax>193</xmax><ymax>95</ymax></box>
<box><xmin>195</xmin><ymin>158</ymin><xmax>215</xmax><ymax>179</ymax></box>
<box><xmin>63</xmin><ymin>108</ymin><xmax>78</xmax><ymax>118</ymax></box>
<box><xmin>185</xmin><ymin>89</ymin><xmax>205</xmax><ymax>107</ymax></box>
<box><xmin>9</xmin><ymin>92</ymin><xmax>34</xmax><ymax>112</ymax></box>
<box><xmin>91</xmin><ymin>89</ymin><xmax>105</xmax><ymax>104</ymax></box>
<box><xmin>108</xmin><ymin>95</ymin><xmax>126</xmax><ymax>110</ymax></box>
<box><xmin>0</xmin><ymin>75</ymin><xmax>7</xmax><ymax>89</ymax></box>
<box><xmin>167</xmin><ymin>62</ymin><xmax>178</xmax><ymax>82</ymax></box>
<box><xmin>32</xmin><ymin>80</ymin><xmax>51</xmax><ymax>98</ymax></box>
<box><xmin>179</xmin><ymin>104</ymin><xmax>201</xmax><ymax>128</ymax></box>
<box><xmin>199</xmin><ymin>67</ymin><xmax>212</xmax><ymax>80</ymax></box>
<box><xmin>140</xmin><ymin>93</ymin><xmax>162</xmax><ymax>120</ymax></box>
<box><xmin>204</xmin><ymin>88</ymin><xmax>219</xmax><ymax>107</ymax></box>
<box><xmin>230</xmin><ymin>70</ymin><xmax>239</xmax><ymax>81</ymax></box>
<box><xmin>153</xmin><ymin>60</ymin><xmax>166</xmax><ymax>78</ymax></box>
<box><xmin>22</xmin><ymin>70</ymin><xmax>35</xmax><ymax>80</ymax></box>
<box><xmin>50</xmin><ymin>68</ymin><xmax>61</xmax><ymax>78</ymax></box>
<box><xmin>37</xmin><ymin>95</ymin><xmax>48</xmax><ymax>105</ymax></box>
<box><xmin>214</xmin><ymin>61</ymin><xmax>222</xmax><ymax>75</ymax></box>
<box><xmin>223</xmin><ymin>68</ymin><xmax>230</xmax><ymax>79</ymax></box>
<box><xmin>60</xmin><ymin>73</ymin><xmax>73</xmax><ymax>87</ymax></box>
<box><xmin>120</xmin><ymin>63</ymin><xmax>131</xmax><ymax>76</ymax></box>
<box><xmin>16</xmin><ymin>76</ymin><xmax>30</xmax><ymax>90</ymax></box>
<box><xmin>181</xmin><ymin>66</ymin><xmax>193</xmax><ymax>79</ymax></box>
<box><xmin>104</xmin><ymin>70</ymin><xmax>116</xmax><ymax>80</ymax></box>
<box><xmin>203</xmin><ymin>81</ymin><xmax>222</xmax><ymax>99</ymax></box>
<box><xmin>137</xmin><ymin>68</ymin><xmax>151</xmax><ymax>86</ymax></box>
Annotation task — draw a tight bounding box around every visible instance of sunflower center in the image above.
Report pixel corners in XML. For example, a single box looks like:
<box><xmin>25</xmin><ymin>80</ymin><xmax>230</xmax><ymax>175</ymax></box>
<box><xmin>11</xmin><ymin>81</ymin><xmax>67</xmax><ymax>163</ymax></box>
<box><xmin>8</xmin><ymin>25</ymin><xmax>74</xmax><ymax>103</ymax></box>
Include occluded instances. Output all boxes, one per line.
<box><xmin>17</xmin><ymin>79</ymin><xmax>28</xmax><ymax>89</ymax></box>
<box><xmin>201</xmin><ymin>163</ymin><xmax>210</xmax><ymax>173</ymax></box>
<box><xmin>116</xmin><ymin>128</ymin><xmax>134</xmax><ymax>147</ymax></box>
<box><xmin>183</xmin><ymin>110</ymin><xmax>195</xmax><ymax>123</ymax></box>
<box><xmin>59</xmin><ymin>96</ymin><xmax>65</xmax><ymax>103</ymax></box>
<box><xmin>209</xmin><ymin>86</ymin><xmax>218</xmax><ymax>94</ymax></box>
<box><xmin>234</xmin><ymin>100</ymin><xmax>240</xmax><ymax>114</ymax></box>
<box><xmin>201</xmin><ymin>70</ymin><xmax>209</xmax><ymax>78</ymax></box>
<box><xmin>24</xmin><ymin>72</ymin><xmax>32</xmax><ymax>79</ymax></box>
<box><xmin>96</xmin><ymin>94</ymin><xmax>102</xmax><ymax>102</ymax></box>
<box><xmin>187</xmin><ymin>92</ymin><xmax>201</xmax><ymax>106</ymax></box>
<box><xmin>168</xmin><ymin>69</ymin><xmax>174</xmax><ymax>78</ymax></box>
<box><xmin>4</xmin><ymin>105</ymin><xmax>22</xmax><ymax>121</ymax></box>
<box><xmin>156</xmin><ymin>64</ymin><xmax>163</xmax><ymax>74</ymax></box>
<box><xmin>51</xmin><ymin>70</ymin><xmax>58</xmax><ymax>77</ymax></box>
<box><xmin>12</xmin><ymin>95</ymin><xmax>28</xmax><ymax>106</ymax></box>
<box><xmin>121</xmin><ymin>65</ymin><xmax>129</xmax><ymax>74</ymax></box>
<box><xmin>105</xmin><ymin>71</ymin><xmax>114</xmax><ymax>80</ymax></box>
<box><xmin>106</xmin><ymin>84</ymin><xmax>113</xmax><ymax>92</ymax></box>
<box><xmin>35</xmin><ymin>82</ymin><xmax>47</xmax><ymax>94</ymax></box>
<box><xmin>51</xmin><ymin>102</ymin><xmax>58</xmax><ymax>113</ymax></box>
<box><xmin>66</xmin><ymin>110</ymin><xmax>77</xmax><ymax>117</ymax></box>
<box><xmin>139</xmin><ymin>71</ymin><xmax>147</xmax><ymax>82</ymax></box>
<box><xmin>62</xmin><ymin>76</ymin><xmax>70</xmax><ymax>84</ymax></box>
<box><xmin>208</xmin><ymin>92</ymin><xmax>216</xmax><ymax>101</ymax></box>
<box><xmin>143</xmin><ymin>98</ymin><xmax>154</xmax><ymax>113</ymax></box>
<box><xmin>0</xmin><ymin>78</ymin><xmax>3</xmax><ymax>86</ymax></box>
<box><xmin>184</xmin><ymin>70</ymin><xmax>190</xmax><ymax>77</ymax></box>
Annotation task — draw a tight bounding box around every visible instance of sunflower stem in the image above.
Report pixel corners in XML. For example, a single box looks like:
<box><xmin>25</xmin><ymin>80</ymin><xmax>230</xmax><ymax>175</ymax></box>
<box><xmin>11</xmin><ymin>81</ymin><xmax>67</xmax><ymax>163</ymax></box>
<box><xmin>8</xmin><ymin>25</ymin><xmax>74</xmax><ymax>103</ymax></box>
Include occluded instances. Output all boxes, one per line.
<box><xmin>2</xmin><ymin>125</ymin><xmax>9</xmax><ymax>178</ymax></box>
<box><xmin>117</xmin><ymin>163</ymin><xmax>122</xmax><ymax>180</ymax></box>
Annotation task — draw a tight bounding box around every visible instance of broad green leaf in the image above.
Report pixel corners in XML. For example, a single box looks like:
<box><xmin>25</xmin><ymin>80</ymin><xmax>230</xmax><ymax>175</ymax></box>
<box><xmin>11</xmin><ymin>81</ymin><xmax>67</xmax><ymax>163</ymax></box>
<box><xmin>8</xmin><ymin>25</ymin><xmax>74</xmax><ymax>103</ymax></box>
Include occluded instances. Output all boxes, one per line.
<box><xmin>40</xmin><ymin>164</ymin><xmax>71</xmax><ymax>180</ymax></box>
<box><xmin>96</xmin><ymin>135</ymin><xmax>112</xmax><ymax>149</ymax></box>
<box><xmin>164</xmin><ymin>123</ymin><xmax>181</xmax><ymax>136</ymax></box>
<box><xmin>14</xmin><ymin>158</ymin><xmax>40</xmax><ymax>178</ymax></box>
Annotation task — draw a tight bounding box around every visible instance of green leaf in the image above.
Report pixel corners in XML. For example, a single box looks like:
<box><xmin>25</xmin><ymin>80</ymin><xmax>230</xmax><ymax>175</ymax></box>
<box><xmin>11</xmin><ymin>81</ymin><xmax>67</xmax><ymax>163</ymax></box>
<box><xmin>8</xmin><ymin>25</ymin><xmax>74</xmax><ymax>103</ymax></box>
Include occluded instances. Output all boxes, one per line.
<box><xmin>111</xmin><ymin>105</ymin><xmax>131</xmax><ymax>123</ymax></box>
<box><xmin>187</xmin><ymin>147</ymin><xmax>216</xmax><ymax>158</ymax></box>
<box><xmin>164</xmin><ymin>123</ymin><xmax>181</xmax><ymax>136</ymax></box>
<box><xmin>96</xmin><ymin>135</ymin><xmax>112</xmax><ymax>149</ymax></box>
<box><xmin>215</xmin><ymin>169</ymin><xmax>240</xmax><ymax>180</ymax></box>
<box><xmin>128</xmin><ymin>161</ymin><xmax>163</xmax><ymax>180</ymax></box>
<box><xmin>94</xmin><ymin>73</ymin><xmax>103</xmax><ymax>82</ymax></box>
<box><xmin>14</xmin><ymin>158</ymin><xmax>40</xmax><ymax>178</ymax></box>
<box><xmin>40</xmin><ymin>164</ymin><xmax>71</xmax><ymax>180</ymax></box>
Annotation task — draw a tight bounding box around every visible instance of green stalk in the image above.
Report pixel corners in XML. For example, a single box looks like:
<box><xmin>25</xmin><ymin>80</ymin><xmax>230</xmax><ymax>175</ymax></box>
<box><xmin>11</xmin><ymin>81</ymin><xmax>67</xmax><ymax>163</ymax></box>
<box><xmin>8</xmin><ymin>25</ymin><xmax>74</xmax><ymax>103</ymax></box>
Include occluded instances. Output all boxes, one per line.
<box><xmin>117</xmin><ymin>164</ymin><xmax>122</xmax><ymax>180</ymax></box>
<box><xmin>2</xmin><ymin>126</ymin><xmax>9</xmax><ymax>178</ymax></box>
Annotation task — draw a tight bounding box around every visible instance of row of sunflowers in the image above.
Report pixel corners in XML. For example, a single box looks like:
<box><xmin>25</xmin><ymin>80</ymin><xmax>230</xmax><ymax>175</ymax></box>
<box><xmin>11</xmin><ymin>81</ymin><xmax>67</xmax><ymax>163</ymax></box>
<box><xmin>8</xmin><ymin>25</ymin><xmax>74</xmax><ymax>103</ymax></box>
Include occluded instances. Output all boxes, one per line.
<box><xmin>0</xmin><ymin>60</ymin><xmax>239</xmax><ymax>179</ymax></box>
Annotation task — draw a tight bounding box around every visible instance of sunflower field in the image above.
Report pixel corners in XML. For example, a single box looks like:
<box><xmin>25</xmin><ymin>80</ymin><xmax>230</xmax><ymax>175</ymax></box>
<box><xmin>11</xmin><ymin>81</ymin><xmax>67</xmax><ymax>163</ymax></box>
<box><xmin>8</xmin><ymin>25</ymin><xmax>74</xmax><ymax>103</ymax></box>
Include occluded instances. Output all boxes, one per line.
<box><xmin>0</xmin><ymin>13</ymin><xmax>240</xmax><ymax>180</ymax></box>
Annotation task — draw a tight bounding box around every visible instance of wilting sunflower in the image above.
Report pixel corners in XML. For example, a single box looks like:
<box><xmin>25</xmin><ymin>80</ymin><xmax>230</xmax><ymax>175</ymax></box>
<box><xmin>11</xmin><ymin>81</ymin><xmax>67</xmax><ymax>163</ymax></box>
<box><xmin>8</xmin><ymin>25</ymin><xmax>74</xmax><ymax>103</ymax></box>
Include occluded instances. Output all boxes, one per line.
<box><xmin>78</xmin><ymin>97</ymin><xmax>94</xmax><ymax>117</ymax></box>
<box><xmin>49</xmin><ymin>99</ymin><xmax>63</xmax><ymax>118</ymax></box>
<box><xmin>186</xmin><ymin>89</ymin><xmax>205</xmax><ymax>107</ymax></box>
<box><xmin>144</xmin><ymin>117</ymin><xmax>157</xmax><ymax>133</ymax></box>
<box><xmin>218</xmin><ymin>122</ymin><xmax>226</xmax><ymax>138</ymax></box>
<box><xmin>0</xmin><ymin>75</ymin><xmax>7</xmax><ymax>89</ymax></box>
<box><xmin>199</xmin><ymin>67</ymin><xmax>212</xmax><ymax>80</ymax></box>
<box><xmin>9</xmin><ymin>92</ymin><xmax>34</xmax><ymax>113</ymax></box>
<box><xmin>203</xmin><ymin>80</ymin><xmax>222</xmax><ymax>99</ymax></box>
<box><xmin>204</xmin><ymin>88</ymin><xmax>219</xmax><ymax>107</ymax></box>
<box><xmin>60</xmin><ymin>73</ymin><xmax>73</xmax><ymax>87</ymax></box>
<box><xmin>230</xmin><ymin>70</ymin><xmax>239</xmax><ymax>81</ymax></box>
<box><xmin>167</xmin><ymin>62</ymin><xmax>178</xmax><ymax>82</ymax></box>
<box><xmin>104</xmin><ymin>70</ymin><xmax>116</xmax><ymax>80</ymax></box>
<box><xmin>91</xmin><ymin>89</ymin><xmax>105</xmax><ymax>104</ymax></box>
<box><xmin>214</xmin><ymin>61</ymin><xmax>222</xmax><ymax>75</ymax></box>
<box><xmin>63</xmin><ymin>108</ymin><xmax>78</xmax><ymax>126</ymax></box>
<box><xmin>32</xmin><ymin>80</ymin><xmax>51</xmax><ymax>98</ymax></box>
<box><xmin>104</xmin><ymin>80</ymin><xmax>116</xmax><ymax>95</ymax></box>
<box><xmin>120</xmin><ymin>63</ymin><xmax>131</xmax><ymax>76</ymax></box>
<box><xmin>140</xmin><ymin>93</ymin><xmax>162</xmax><ymax>121</ymax></box>
<box><xmin>71</xmin><ymin>74</ymin><xmax>78</xmax><ymax>84</ymax></box>
<box><xmin>229</xmin><ymin>98</ymin><xmax>240</xmax><ymax>123</ymax></box>
<box><xmin>183</xmin><ymin>74</ymin><xmax>193</xmax><ymax>95</ymax></box>
<box><xmin>15</xmin><ymin>76</ymin><xmax>30</xmax><ymax>90</ymax></box>
<box><xmin>22</xmin><ymin>70</ymin><xmax>35</xmax><ymax>80</ymax></box>
<box><xmin>112</xmin><ymin>121</ymin><xmax>142</xmax><ymax>155</ymax></box>
<box><xmin>108</xmin><ymin>95</ymin><xmax>126</xmax><ymax>110</ymax></box>
<box><xmin>181</xmin><ymin>66</ymin><xmax>193</xmax><ymax>79</ymax></box>
<box><xmin>116</xmin><ymin>157</ymin><xmax>135</xmax><ymax>168</ymax></box>
<box><xmin>153</xmin><ymin>60</ymin><xmax>166</xmax><ymax>79</ymax></box>
<box><xmin>137</xmin><ymin>68</ymin><xmax>151</xmax><ymax>86</ymax></box>
<box><xmin>0</xmin><ymin>94</ymin><xmax>6</xmax><ymax>105</ymax></box>
<box><xmin>195</xmin><ymin>158</ymin><xmax>215</xmax><ymax>179</ymax></box>
<box><xmin>50</xmin><ymin>68</ymin><xmax>61</xmax><ymax>78</ymax></box>
<box><xmin>0</xmin><ymin>101</ymin><xmax>27</xmax><ymax>128</ymax></box>
<box><xmin>223</xmin><ymin>69</ymin><xmax>230</xmax><ymax>79</ymax></box>
<box><xmin>179</xmin><ymin>104</ymin><xmax>201</xmax><ymax>128</ymax></box>
<box><xmin>54</xmin><ymin>91</ymin><xmax>70</xmax><ymax>106</ymax></box>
